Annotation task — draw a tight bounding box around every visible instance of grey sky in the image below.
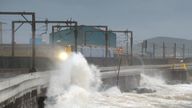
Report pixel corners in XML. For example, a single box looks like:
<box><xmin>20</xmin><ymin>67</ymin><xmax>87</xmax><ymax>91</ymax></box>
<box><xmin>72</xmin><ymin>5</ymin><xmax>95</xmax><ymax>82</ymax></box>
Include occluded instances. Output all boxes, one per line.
<box><xmin>1</xmin><ymin>0</ymin><xmax>192</xmax><ymax>43</ymax></box>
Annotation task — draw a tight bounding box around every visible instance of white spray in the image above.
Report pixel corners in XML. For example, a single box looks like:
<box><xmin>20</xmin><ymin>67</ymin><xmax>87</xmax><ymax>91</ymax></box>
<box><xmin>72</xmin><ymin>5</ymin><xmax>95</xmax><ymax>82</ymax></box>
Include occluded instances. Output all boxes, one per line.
<box><xmin>45</xmin><ymin>52</ymin><xmax>102</xmax><ymax>108</ymax></box>
<box><xmin>45</xmin><ymin>52</ymin><xmax>192</xmax><ymax>108</ymax></box>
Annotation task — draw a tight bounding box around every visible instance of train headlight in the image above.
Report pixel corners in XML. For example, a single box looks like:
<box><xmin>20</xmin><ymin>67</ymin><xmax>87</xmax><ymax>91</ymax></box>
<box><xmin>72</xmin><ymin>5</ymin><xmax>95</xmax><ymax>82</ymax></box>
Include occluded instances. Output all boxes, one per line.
<box><xmin>58</xmin><ymin>51</ymin><xmax>68</xmax><ymax>61</ymax></box>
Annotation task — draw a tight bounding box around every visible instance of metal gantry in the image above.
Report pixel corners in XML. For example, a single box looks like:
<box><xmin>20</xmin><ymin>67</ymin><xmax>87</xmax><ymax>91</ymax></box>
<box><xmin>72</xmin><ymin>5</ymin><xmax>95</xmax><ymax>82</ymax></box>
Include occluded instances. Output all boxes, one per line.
<box><xmin>11</xmin><ymin>20</ymin><xmax>77</xmax><ymax>56</ymax></box>
<box><xmin>52</xmin><ymin>25</ymin><xmax>134</xmax><ymax>66</ymax></box>
<box><xmin>108</xmin><ymin>30</ymin><xmax>133</xmax><ymax>65</ymax></box>
<box><xmin>0</xmin><ymin>11</ymin><xmax>36</xmax><ymax>72</ymax></box>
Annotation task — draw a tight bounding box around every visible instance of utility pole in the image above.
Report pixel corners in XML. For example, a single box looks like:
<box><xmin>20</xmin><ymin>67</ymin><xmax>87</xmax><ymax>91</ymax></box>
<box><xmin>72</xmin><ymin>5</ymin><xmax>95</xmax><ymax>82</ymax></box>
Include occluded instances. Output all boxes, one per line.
<box><xmin>129</xmin><ymin>31</ymin><xmax>133</xmax><ymax>65</ymax></box>
<box><xmin>163</xmin><ymin>42</ymin><xmax>165</xmax><ymax>59</ymax></box>
<box><xmin>126</xmin><ymin>34</ymin><xmax>129</xmax><ymax>56</ymax></box>
<box><xmin>51</xmin><ymin>26</ymin><xmax>54</xmax><ymax>45</ymax></box>
<box><xmin>141</xmin><ymin>42</ymin><xmax>144</xmax><ymax>57</ymax></box>
<box><xmin>84</xmin><ymin>31</ymin><xmax>87</xmax><ymax>46</ymax></box>
<box><xmin>107</xmin><ymin>30</ymin><xmax>132</xmax><ymax>65</ymax></box>
<box><xmin>74</xmin><ymin>23</ymin><xmax>78</xmax><ymax>52</ymax></box>
<box><xmin>105</xmin><ymin>27</ymin><xmax>108</xmax><ymax>58</ymax></box>
<box><xmin>85</xmin><ymin>29</ymin><xmax>129</xmax><ymax>59</ymax></box>
<box><xmin>173</xmin><ymin>43</ymin><xmax>176</xmax><ymax>58</ymax></box>
<box><xmin>141</xmin><ymin>40</ymin><xmax>147</xmax><ymax>57</ymax></box>
<box><xmin>0</xmin><ymin>11</ymin><xmax>36</xmax><ymax>72</ymax></box>
<box><xmin>126</xmin><ymin>41</ymin><xmax>129</xmax><ymax>65</ymax></box>
<box><xmin>144</xmin><ymin>40</ymin><xmax>147</xmax><ymax>54</ymax></box>
<box><xmin>183</xmin><ymin>44</ymin><xmax>185</xmax><ymax>59</ymax></box>
<box><xmin>31</xmin><ymin>13</ymin><xmax>36</xmax><ymax>72</ymax></box>
<box><xmin>188</xmin><ymin>48</ymin><xmax>189</xmax><ymax>58</ymax></box>
<box><xmin>11</xmin><ymin>22</ymin><xmax>15</xmax><ymax>56</ymax></box>
<box><xmin>153</xmin><ymin>43</ymin><xmax>155</xmax><ymax>58</ymax></box>
<box><xmin>0</xmin><ymin>22</ymin><xmax>2</xmax><ymax>44</ymax></box>
<box><xmin>126</xmin><ymin>41</ymin><xmax>128</xmax><ymax>55</ymax></box>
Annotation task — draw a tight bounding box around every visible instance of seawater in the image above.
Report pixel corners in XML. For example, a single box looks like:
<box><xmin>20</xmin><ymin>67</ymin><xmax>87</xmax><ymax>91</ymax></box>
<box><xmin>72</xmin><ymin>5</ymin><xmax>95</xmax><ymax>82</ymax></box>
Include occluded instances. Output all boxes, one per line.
<box><xmin>45</xmin><ymin>52</ymin><xmax>192</xmax><ymax>108</ymax></box>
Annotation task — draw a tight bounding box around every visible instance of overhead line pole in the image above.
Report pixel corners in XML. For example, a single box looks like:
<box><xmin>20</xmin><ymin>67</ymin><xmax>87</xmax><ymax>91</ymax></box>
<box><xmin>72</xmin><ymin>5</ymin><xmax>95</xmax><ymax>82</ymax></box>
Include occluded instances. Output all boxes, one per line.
<box><xmin>129</xmin><ymin>31</ymin><xmax>133</xmax><ymax>65</ymax></box>
<box><xmin>0</xmin><ymin>11</ymin><xmax>36</xmax><ymax>72</ymax></box>
<box><xmin>163</xmin><ymin>42</ymin><xmax>165</xmax><ymax>59</ymax></box>
<box><xmin>85</xmin><ymin>30</ymin><xmax>133</xmax><ymax>65</ymax></box>
<box><xmin>183</xmin><ymin>44</ymin><xmax>185</xmax><ymax>59</ymax></box>
<box><xmin>31</xmin><ymin>13</ymin><xmax>35</xmax><ymax>72</ymax></box>
<box><xmin>109</xmin><ymin>30</ymin><xmax>133</xmax><ymax>65</ymax></box>
<box><xmin>11</xmin><ymin>21</ymin><xmax>15</xmax><ymax>56</ymax></box>
<box><xmin>153</xmin><ymin>43</ymin><xmax>155</xmax><ymax>58</ymax></box>
<box><xmin>12</xmin><ymin>20</ymin><xmax>78</xmax><ymax>56</ymax></box>
<box><xmin>174</xmin><ymin>43</ymin><xmax>176</xmax><ymax>58</ymax></box>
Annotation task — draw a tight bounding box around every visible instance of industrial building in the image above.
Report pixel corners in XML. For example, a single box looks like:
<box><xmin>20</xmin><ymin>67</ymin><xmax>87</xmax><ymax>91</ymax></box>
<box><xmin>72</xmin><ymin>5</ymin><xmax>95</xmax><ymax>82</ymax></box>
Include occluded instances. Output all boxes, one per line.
<box><xmin>49</xmin><ymin>25</ymin><xmax>117</xmax><ymax>57</ymax></box>
<box><xmin>49</xmin><ymin>25</ymin><xmax>116</xmax><ymax>47</ymax></box>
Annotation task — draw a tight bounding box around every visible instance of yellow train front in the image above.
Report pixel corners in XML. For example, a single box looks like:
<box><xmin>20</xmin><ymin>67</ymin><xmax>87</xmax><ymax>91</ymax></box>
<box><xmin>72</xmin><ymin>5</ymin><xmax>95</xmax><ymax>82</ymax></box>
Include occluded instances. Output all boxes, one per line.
<box><xmin>54</xmin><ymin>45</ymin><xmax>72</xmax><ymax>62</ymax></box>
<box><xmin>171</xmin><ymin>63</ymin><xmax>188</xmax><ymax>81</ymax></box>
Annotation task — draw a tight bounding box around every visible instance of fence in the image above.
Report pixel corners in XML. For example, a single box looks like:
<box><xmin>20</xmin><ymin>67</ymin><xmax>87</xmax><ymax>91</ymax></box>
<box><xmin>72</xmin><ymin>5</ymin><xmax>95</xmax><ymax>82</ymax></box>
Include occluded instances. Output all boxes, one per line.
<box><xmin>133</xmin><ymin>42</ymin><xmax>192</xmax><ymax>59</ymax></box>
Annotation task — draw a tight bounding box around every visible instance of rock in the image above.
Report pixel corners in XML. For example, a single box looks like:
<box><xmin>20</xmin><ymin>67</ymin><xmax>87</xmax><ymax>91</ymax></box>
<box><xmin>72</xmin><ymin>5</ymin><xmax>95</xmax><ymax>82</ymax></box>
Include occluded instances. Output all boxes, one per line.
<box><xmin>135</xmin><ymin>88</ymin><xmax>156</xmax><ymax>94</ymax></box>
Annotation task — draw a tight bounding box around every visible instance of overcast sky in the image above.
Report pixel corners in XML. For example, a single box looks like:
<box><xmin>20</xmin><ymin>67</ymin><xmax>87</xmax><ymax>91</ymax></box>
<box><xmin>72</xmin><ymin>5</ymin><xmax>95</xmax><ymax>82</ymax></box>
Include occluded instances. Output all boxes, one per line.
<box><xmin>1</xmin><ymin>0</ymin><xmax>192</xmax><ymax>43</ymax></box>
